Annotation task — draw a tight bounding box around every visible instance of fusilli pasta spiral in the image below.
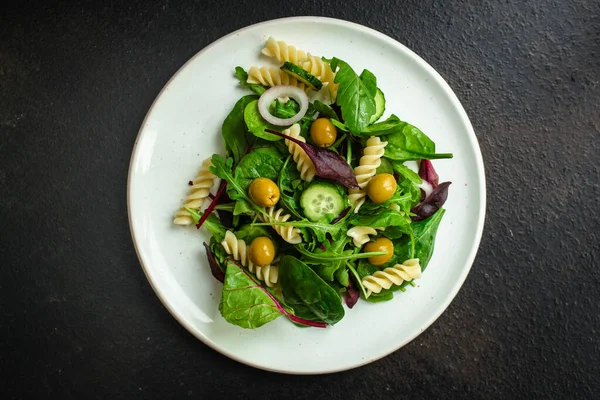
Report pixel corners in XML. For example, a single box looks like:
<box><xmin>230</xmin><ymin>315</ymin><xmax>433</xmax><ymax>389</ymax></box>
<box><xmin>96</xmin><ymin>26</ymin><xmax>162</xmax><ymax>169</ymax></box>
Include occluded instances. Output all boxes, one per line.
<box><xmin>260</xmin><ymin>37</ymin><xmax>338</xmax><ymax>100</ymax></box>
<box><xmin>282</xmin><ymin>123</ymin><xmax>316</xmax><ymax>182</ymax></box>
<box><xmin>173</xmin><ymin>157</ymin><xmax>217</xmax><ymax>225</ymax></box>
<box><xmin>362</xmin><ymin>258</ymin><xmax>421</xmax><ymax>297</ymax></box>
<box><xmin>261</xmin><ymin>207</ymin><xmax>302</xmax><ymax>244</ymax></box>
<box><xmin>348</xmin><ymin>136</ymin><xmax>388</xmax><ymax>213</ymax></box>
<box><xmin>221</xmin><ymin>231</ymin><xmax>279</xmax><ymax>287</ymax></box>
<box><xmin>261</xmin><ymin>37</ymin><xmax>309</xmax><ymax>65</ymax></box>
<box><xmin>247</xmin><ymin>66</ymin><xmax>309</xmax><ymax>92</ymax></box>
<box><xmin>347</xmin><ymin>226</ymin><xmax>378</xmax><ymax>247</ymax></box>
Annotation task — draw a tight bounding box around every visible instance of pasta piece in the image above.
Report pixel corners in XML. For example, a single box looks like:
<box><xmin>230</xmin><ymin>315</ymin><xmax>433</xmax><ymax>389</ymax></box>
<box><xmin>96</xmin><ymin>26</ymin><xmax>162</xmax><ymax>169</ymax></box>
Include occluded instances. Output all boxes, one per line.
<box><xmin>347</xmin><ymin>226</ymin><xmax>378</xmax><ymax>247</ymax></box>
<box><xmin>173</xmin><ymin>157</ymin><xmax>216</xmax><ymax>225</ymax></box>
<box><xmin>301</xmin><ymin>55</ymin><xmax>338</xmax><ymax>101</ymax></box>
<box><xmin>261</xmin><ymin>207</ymin><xmax>302</xmax><ymax>244</ymax></box>
<box><xmin>348</xmin><ymin>136</ymin><xmax>388</xmax><ymax>213</ymax></box>
<box><xmin>261</xmin><ymin>37</ymin><xmax>309</xmax><ymax>65</ymax></box>
<box><xmin>221</xmin><ymin>231</ymin><xmax>279</xmax><ymax>287</ymax></box>
<box><xmin>261</xmin><ymin>37</ymin><xmax>338</xmax><ymax>100</ymax></box>
<box><xmin>362</xmin><ymin>258</ymin><xmax>422</xmax><ymax>298</ymax></box>
<box><xmin>282</xmin><ymin>123</ymin><xmax>316</xmax><ymax>182</ymax></box>
<box><xmin>247</xmin><ymin>66</ymin><xmax>309</xmax><ymax>92</ymax></box>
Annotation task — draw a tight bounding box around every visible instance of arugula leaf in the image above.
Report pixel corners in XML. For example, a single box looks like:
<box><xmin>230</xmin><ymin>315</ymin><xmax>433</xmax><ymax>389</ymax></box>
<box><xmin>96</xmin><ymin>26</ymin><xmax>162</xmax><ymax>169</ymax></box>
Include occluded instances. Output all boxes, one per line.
<box><xmin>244</xmin><ymin>100</ymin><xmax>284</xmax><ymax>141</ymax></box>
<box><xmin>219</xmin><ymin>260</ymin><xmax>326</xmax><ymax>329</ymax></box>
<box><xmin>279</xmin><ymin>256</ymin><xmax>345</xmax><ymax>325</ymax></box>
<box><xmin>311</xmin><ymin>237</ymin><xmax>351</xmax><ymax>281</ymax></box>
<box><xmin>278</xmin><ymin>156</ymin><xmax>305</xmax><ymax>219</ymax></box>
<box><xmin>185</xmin><ymin>208</ymin><xmax>227</xmax><ymax>242</ymax></box>
<box><xmin>234</xmin><ymin>147</ymin><xmax>285</xmax><ymax>193</ymax></box>
<box><xmin>330</xmin><ymin>58</ymin><xmax>376</xmax><ymax>134</ymax></box>
<box><xmin>394</xmin><ymin>208</ymin><xmax>446</xmax><ymax>270</ymax></box>
<box><xmin>233</xmin><ymin>199</ymin><xmax>254</xmax><ymax>216</ymax></box>
<box><xmin>272</xmin><ymin>99</ymin><xmax>299</xmax><ymax>119</ymax></box>
<box><xmin>312</xmin><ymin>100</ymin><xmax>340</xmax><ymax>120</ymax></box>
<box><xmin>294</xmin><ymin>241</ymin><xmax>386</xmax><ymax>262</ymax></box>
<box><xmin>234</xmin><ymin>66</ymin><xmax>267</xmax><ymax>95</ymax></box>
<box><xmin>209</xmin><ymin>155</ymin><xmax>252</xmax><ymax>204</ymax></box>
<box><xmin>349</xmin><ymin>209</ymin><xmax>413</xmax><ymax>240</ymax></box>
<box><xmin>392</xmin><ymin>162</ymin><xmax>422</xmax><ymax>185</ymax></box>
<box><xmin>221</xmin><ymin>95</ymin><xmax>258</xmax><ymax>166</ymax></box>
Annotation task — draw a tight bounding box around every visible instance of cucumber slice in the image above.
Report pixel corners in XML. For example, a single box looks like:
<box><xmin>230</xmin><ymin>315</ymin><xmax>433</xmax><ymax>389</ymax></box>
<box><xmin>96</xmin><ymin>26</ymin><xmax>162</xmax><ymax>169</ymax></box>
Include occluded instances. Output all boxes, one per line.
<box><xmin>281</xmin><ymin>62</ymin><xmax>324</xmax><ymax>91</ymax></box>
<box><xmin>300</xmin><ymin>182</ymin><xmax>346</xmax><ymax>222</ymax></box>
<box><xmin>369</xmin><ymin>88</ymin><xmax>386</xmax><ymax>123</ymax></box>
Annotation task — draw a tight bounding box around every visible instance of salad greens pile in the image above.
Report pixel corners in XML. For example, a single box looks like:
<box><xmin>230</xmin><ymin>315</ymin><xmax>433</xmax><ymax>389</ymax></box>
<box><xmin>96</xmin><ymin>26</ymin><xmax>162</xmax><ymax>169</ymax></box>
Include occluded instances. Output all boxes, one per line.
<box><xmin>184</xmin><ymin>51</ymin><xmax>452</xmax><ymax>329</ymax></box>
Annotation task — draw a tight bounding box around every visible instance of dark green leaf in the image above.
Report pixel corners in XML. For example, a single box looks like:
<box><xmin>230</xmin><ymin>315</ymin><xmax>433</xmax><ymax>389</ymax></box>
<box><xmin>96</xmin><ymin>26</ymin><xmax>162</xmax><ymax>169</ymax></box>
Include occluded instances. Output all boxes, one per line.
<box><xmin>395</xmin><ymin>208</ymin><xmax>446</xmax><ymax>268</ymax></box>
<box><xmin>234</xmin><ymin>147</ymin><xmax>285</xmax><ymax>194</ymax></box>
<box><xmin>184</xmin><ymin>208</ymin><xmax>227</xmax><ymax>242</ymax></box>
<box><xmin>392</xmin><ymin>163</ymin><xmax>422</xmax><ymax>185</ymax></box>
<box><xmin>331</xmin><ymin>58</ymin><xmax>377</xmax><ymax>134</ymax></box>
<box><xmin>221</xmin><ymin>95</ymin><xmax>259</xmax><ymax>165</ymax></box>
<box><xmin>279</xmin><ymin>256</ymin><xmax>345</xmax><ymax>325</ymax></box>
<box><xmin>349</xmin><ymin>209</ymin><xmax>413</xmax><ymax>239</ymax></box>
<box><xmin>312</xmin><ymin>100</ymin><xmax>340</xmax><ymax>120</ymax></box>
<box><xmin>359</xmin><ymin>69</ymin><xmax>378</xmax><ymax>98</ymax></box>
<box><xmin>244</xmin><ymin>100</ymin><xmax>285</xmax><ymax>141</ymax></box>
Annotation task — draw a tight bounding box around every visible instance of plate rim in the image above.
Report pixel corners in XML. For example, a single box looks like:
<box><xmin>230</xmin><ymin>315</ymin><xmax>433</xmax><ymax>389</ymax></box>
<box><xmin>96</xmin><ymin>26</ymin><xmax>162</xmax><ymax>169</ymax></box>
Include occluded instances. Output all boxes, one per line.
<box><xmin>127</xmin><ymin>15</ymin><xmax>487</xmax><ymax>374</ymax></box>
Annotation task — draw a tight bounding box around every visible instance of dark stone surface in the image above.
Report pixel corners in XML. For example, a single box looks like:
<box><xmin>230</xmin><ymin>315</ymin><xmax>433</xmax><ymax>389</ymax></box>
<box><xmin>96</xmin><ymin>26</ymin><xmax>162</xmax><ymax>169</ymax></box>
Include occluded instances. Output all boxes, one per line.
<box><xmin>1</xmin><ymin>0</ymin><xmax>599</xmax><ymax>398</ymax></box>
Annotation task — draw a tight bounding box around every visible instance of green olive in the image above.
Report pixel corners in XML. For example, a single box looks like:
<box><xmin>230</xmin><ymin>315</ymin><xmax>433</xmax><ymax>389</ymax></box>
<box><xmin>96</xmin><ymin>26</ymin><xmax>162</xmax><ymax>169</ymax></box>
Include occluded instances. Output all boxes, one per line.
<box><xmin>249</xmin><ymin>236</ymin><xmax>276</xmax><ymax>266</ymax></box>
<box><xmin>248</xmin><ymin>177</ymin><xmax>280</xmax><ymax>207</ymax></box>
<box><xmin>363</xmin><ymin>237</ymin><xmax>394</xmax><ymax>266</ymax></box>
<box><xmin>310</xmin><ymin>118</ymin><xmax>337</xmax><ymax>147</ymax></box>
<box><xmin>367</xmin><ymin>173</ymin><xmax>397</xmax><ymax>204</ymax></box>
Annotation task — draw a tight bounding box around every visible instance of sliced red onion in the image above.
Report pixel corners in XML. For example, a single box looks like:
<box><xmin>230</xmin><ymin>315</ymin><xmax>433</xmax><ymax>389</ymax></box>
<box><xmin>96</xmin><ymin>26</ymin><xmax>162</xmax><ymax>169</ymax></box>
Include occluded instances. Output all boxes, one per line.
<box><xmin>258</xmin><ymin>85</ymin><xmax>308</xmax><ymax>126</ymax></box>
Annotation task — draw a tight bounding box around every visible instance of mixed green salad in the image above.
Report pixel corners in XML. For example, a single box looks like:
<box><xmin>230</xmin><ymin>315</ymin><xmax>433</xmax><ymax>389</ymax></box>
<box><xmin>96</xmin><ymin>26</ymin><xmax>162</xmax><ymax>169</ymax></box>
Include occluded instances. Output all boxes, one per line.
<box><xmin>175</xmin><ymin>39</ymin><xmax>452</xmax><ymax>329</ymax></box>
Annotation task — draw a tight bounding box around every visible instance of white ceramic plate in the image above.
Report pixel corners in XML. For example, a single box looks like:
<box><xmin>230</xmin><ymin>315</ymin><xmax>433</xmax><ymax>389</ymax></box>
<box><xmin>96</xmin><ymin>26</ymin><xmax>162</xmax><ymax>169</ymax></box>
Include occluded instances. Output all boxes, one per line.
<box><xmin>128</xmin><ymin>16</ymin><xmax>486</xmax><ymax>374</ymax></box>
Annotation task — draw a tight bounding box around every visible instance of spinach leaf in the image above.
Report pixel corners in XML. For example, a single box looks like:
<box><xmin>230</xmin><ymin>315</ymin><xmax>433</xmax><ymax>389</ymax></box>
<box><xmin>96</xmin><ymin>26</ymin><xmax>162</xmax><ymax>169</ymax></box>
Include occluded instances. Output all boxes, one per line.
<box><xmin>359</xmin><ymin>69</ymin><xmax>378</xmax><ymax>98</ymax></box>
<box><xmin>395</xmin><ymin>208</ymin><xmax>446</xmax><ymax>269</ymax></box>
<box><xmin>330</xmin><ymin>58</ymin><xmax>376</xmax><ymax>134</ymax></box>
<box><xmin>312</xmin><ymin>100</ymin><xmax>340</xmax><ymax>120</ymax></box>
<box><xmin>349</xmin><ymin>209</ymin><xmax>413</xmax><ymax>239</ymax></box>
<box><xmin>235</xmin><ymin>224</ymin><xmax>275</xmax><ymax>244</ymax></box>
<box><xmin>244</xmin><ymin>100</ymin><xmax>284</xmax><ymax>141</ymax></box>
<box><xmin>335</xmin><ymin>267</ymin><xmax>349</xmax><ymax>287</ymax></box>
<box><xmin>361</xmin><ymin>114</ymin><xmax>403</xmax><ymax>135</ymax></box>
<box><xmin>221</xmin><ymin>95</ymin><xmax>258</xmax><ymax>166</ymax></box>
<box><xmin>234</xmin><ymin>147</ymin><xmax>285</xmax><ymax>193</ymax></box>
<box><xmin>184</xmin><ymin>208</ymin><xmax>227</xmax><ymax>242</ymax></box>
<box><xmin>234</xmin><ymin>66</ymin><xmax>267</xmax><ymax>95</ymax></box>
<box><xmin>279</xmin><ymin>256</ymin><xmax>345</xmax><ymax>325</ymax></box>
<box><xmin>219</xmin><ymin>260</ymin><xmax>327</xmax><ymax>329</ymax></box>
<box><xmin>376</xmin><ymin>157</ymin><xmax>394</xmax><ymax>175</ymax></box>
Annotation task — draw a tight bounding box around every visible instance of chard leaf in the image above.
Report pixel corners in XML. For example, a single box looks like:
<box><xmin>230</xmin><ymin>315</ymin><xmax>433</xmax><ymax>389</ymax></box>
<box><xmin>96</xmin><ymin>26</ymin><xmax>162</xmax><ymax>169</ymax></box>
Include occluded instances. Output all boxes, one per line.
<box><xmin>265</xmin><ymin>128</ymin><xmax>358</xmax><ymax>189</ymax></box>
<box><xmin>412</xmin><ymin>181</ymin><xmax>451</xmax><ymax>221</ymax></box>
<box><xmin>219</xmin><ymin>260</ymin><xmax>326</xmax><ymax>329</ymax></box>
<box><xmin>330</xmin><ymin>58</ymin><xmax>377</xmax><ymax>134</ymax></box>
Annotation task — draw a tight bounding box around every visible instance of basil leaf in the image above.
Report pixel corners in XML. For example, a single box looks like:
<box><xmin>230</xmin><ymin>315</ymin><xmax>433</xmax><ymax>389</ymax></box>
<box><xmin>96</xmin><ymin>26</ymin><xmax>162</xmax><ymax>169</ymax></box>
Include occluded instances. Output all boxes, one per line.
<box><xmin>279</xmin><ymin>256</ymin><xmax>345</xmax><ymax>325</ymax></box>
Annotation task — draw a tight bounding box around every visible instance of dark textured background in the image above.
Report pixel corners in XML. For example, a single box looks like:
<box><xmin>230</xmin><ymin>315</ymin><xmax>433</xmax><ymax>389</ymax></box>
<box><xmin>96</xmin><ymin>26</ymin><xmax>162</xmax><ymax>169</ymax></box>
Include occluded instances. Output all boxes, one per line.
<box><xmin>1</xmin><ymin>0</ymin><xmax>599</xmax><ymax>398</ymax></box>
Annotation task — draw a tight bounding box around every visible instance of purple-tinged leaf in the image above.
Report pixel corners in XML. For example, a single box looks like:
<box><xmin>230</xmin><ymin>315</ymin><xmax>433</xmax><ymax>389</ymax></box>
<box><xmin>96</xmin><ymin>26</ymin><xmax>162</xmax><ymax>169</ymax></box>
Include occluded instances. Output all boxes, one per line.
<box><xmin>196</xmin><ymin>181</ymin><xmax>227</xmax><ymax>229</ymax></box>
<box><xmin>265</xmin><ymin>129</ymin><xmax>359</xmax><ymax>189</ymax></box>
<box><xmin>411</xmin><ymin>181</ymin><xmax>451</xmax><ymax>221</ymax></box>
<box><xmin>345</xmin><ymin>278</ymin><xmax>360</xmax><ymax>309</ymax></box>
<box><xmin>330</xmin><ymin>206</ymin><xmax>351</xmax><ymax>225</ymax></box>
<box><xmin>203</xmin><ymin>242</ymin><xmax>225</xmax><ymax>283</ymax></box>
<box><xmin>214</xmin><ymin>180</ymin><xmax>233</xmax><ymax>228</ymax></box>
<box><xmin>227</xmin><ymin>260</ymin><xmax>327</xmax><ymax>328</ymax></box>
<box><xmin>418</xmin><ymin>159</ymin><xmax>439</xmax><ymax>188</ymax></box>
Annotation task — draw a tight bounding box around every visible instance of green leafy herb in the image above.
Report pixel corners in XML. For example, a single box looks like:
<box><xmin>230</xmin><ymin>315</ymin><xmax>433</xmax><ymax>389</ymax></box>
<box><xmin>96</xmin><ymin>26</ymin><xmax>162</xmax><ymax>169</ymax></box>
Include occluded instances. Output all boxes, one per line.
<box><xmin>185</xmin><ymin>208</ymin><xmax>227</xmax><ymax>242</ymax></box>
<box><xmin>330</xmin><ymin>58</ymin><xmax>376</xmax><ymax>134</ymax></box>
<box><xmin>221</xmin><ymin>95</ymin><xmax>258</xmax><ymax>165</ymax></box>
<box><xmin>392</xmin><ymin>162</ymin><xmax>423</xmax><ymax>185</ymax></box>
<box><xmin>395</xmin><ymin>208</ymin><xmax>446</xmax><ymax>268</ymax></box>
<box><xmin>234</xmin><ymin>66</ymin><xmax>267</xmax><ymax>95</ymax></box>
<box><xmin>272</xmin><ymin>99</ymin><xmax>300</xmax><ymax>119</ymax></box>
<box><xmin>234</xmin><ymin>147</ymin><xmax>285</xmax><ymax>193</ymax></box>
<box><xmin>359</xmin><ymin>69</ymin><xmax>378</xmax><ymax>98</ymax></box>
<box><xmin>279</xmin><ymin>256</ymin><xmax>345</xmax><ymax>325</ymax></box>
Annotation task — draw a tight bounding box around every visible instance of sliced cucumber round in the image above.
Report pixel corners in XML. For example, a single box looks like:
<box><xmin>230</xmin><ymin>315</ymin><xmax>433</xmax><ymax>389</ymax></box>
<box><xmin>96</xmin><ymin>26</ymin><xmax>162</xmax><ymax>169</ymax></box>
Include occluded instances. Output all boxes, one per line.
<box><xmin>369</xmin><ymin>88</ymin><xmax>386</xmax><ymax>123</ymax></box>
<box><xmin>300</xmin><ymin>182</ymin><xmax>346</xmax><ymax>222</ymax></box>
<box><xmin>281</xmin><ymin>62</ymin><xmax>324</xmax><ymax>91</ymax></box>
